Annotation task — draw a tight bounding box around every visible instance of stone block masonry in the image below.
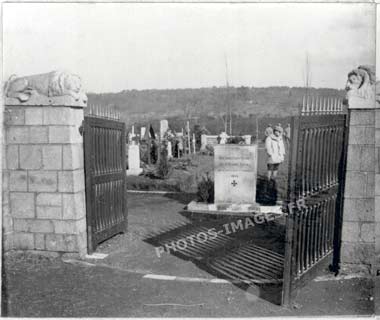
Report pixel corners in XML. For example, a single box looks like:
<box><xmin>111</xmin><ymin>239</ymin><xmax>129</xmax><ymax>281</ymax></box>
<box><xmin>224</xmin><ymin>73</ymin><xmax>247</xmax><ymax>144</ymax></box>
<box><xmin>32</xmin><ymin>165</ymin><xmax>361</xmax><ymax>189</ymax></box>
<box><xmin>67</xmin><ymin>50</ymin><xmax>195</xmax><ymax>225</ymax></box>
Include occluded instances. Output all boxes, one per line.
<box><xmin>3</xmin><ymin>97</ymin><xmax>87</xmax><ymax>256</ymax></box>
<box><xmin>376</xmin><ymin>106</ymin><xmax>380</xmax><ymax>270</ymax></box>
<box><xmin>341</xmin><ymin>107</ymin><xmax>376</xmax><ymax>273</ymax></box>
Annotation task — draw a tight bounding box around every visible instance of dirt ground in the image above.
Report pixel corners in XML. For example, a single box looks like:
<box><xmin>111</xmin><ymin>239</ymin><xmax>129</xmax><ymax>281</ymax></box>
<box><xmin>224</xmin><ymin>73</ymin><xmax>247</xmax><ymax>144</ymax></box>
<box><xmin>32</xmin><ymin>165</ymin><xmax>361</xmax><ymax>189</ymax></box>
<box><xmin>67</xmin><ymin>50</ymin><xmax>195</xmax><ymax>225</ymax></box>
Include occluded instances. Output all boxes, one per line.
<box><xmin>2</xmin><ymin>252</ymin><xmax>374</xmax><ymax>317</ymax></box>
<box><xmin>2</xmin><ymin>193</ymin><xmax>375</xmax><ymax>317</ymax></box>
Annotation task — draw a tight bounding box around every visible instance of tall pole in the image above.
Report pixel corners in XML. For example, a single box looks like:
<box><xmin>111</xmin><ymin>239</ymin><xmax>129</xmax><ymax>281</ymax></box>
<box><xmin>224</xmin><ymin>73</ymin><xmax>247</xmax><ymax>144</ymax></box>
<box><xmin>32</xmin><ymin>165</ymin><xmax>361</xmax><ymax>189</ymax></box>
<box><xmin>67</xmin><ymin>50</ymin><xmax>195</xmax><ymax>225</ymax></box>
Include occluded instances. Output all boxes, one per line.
<box><xmin>224</xmin><ymin>54</ymin><xmax>232</xmax><ymax>135</ymax></box>
<box><xmin>230</xmin><ymin>109</ymin><xmax>232</xmax><ymax>135</ymax></box>
<box><xmin>256</xmin><ymin>116</ymin><xmax>259</xmax><ymax>143</ymax></box>
<box><xmin>304</xmin><ymin>52</ymin><xmax>312</xmax><ymax>98</ymax></box>
<box><xmin>192</xmin><ymin>133</ymin><xmax>196</xmax><ymax>154</ymax></box>
<box><xmin>187</xmin><ymin>121</ymin><xmax>191</xmax><ymax>155</ymax></box>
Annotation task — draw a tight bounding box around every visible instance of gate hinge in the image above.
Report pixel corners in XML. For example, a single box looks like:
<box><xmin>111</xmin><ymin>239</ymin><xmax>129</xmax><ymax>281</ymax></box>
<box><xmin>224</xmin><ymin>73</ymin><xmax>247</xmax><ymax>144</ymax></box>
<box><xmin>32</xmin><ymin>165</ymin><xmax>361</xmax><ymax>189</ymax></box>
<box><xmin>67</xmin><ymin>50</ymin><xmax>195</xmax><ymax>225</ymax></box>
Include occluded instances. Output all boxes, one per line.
<box><xmin>79</xmin><ymin>121</ymin><xmax>84</xmax><ymax>136</ymax></box>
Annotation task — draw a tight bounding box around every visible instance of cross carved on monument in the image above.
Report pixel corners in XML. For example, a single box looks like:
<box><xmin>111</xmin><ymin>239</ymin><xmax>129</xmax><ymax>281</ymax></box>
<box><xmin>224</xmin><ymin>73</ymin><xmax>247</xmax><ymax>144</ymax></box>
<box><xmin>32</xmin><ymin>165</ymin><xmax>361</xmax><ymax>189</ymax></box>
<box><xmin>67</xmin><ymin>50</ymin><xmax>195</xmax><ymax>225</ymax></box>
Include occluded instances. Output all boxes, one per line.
<box><xmin>231</xmin><ymin>180</ymin><xmax>238</xmax><ymax>187</ymax></box>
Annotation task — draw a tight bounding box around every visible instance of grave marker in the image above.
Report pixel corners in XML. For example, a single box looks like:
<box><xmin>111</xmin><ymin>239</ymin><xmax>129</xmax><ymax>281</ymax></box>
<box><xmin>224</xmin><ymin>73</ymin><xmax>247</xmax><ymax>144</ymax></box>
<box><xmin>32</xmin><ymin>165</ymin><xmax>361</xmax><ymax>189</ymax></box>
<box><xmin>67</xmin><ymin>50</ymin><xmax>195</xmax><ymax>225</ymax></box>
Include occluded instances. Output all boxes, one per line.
<box><xmin>127</xmin><ymin>144</ymin><xmax>142</xmax><ymax>175</ymax></box>
<box><xmin>160</xmin><ymin>120</ymin><xmax>168</xmax><ymax>140</ymax></box>
<box><xmin>214</xmin><ymin>144</ymin><xmax>258</xmax><ymax>204</ymax></box>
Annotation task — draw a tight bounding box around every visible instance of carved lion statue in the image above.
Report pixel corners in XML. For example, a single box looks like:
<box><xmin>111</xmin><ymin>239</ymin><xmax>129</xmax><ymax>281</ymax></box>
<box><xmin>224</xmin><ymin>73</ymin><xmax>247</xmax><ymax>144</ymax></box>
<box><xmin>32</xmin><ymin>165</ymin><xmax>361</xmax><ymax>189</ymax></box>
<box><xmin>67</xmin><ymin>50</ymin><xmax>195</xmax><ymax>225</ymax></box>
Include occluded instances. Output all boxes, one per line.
<box><xmin>4</xmin><ymin>71</ymin><xmax>87</xmax><ymax>103</ymax></box>
<box><xmin>345</xmin><ymin>65</ymin><xmax>375</xmax><ymax>101</ymax></box>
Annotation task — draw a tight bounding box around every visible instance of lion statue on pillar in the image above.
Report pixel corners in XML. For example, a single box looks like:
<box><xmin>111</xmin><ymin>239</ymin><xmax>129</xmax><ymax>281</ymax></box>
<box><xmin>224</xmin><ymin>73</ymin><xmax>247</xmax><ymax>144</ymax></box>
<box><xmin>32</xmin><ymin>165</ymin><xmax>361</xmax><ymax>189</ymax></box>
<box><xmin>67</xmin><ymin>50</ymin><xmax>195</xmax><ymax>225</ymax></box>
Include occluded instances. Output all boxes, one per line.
<box><xmin>4</xmin><ymin>71</ymin><xmax>87</xmax><ymax>104</ymax></box>
<box><xmin>345</xmin><ymin>65</ymin><xmax>375</xmax><ymax>108</ymax></box>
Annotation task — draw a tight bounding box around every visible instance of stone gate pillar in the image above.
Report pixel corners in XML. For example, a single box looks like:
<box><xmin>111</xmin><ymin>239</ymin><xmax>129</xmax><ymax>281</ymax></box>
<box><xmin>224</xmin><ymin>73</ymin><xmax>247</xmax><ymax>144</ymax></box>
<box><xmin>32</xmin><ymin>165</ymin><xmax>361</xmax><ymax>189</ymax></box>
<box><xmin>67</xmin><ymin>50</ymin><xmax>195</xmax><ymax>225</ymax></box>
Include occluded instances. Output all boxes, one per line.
<box><xmin>376</xmin><ymin>83</ymin><xmax>380</xmax><ymax>271</ymax></box>
<box><xmin>2</xmin><ymin>71</ymin><xmax>88</xmax><ymax>257</ymax></box>
<box><xmin>341</xmin><ymin>66</ymin><xmax>376</xmax><ymax>273</ymax></box>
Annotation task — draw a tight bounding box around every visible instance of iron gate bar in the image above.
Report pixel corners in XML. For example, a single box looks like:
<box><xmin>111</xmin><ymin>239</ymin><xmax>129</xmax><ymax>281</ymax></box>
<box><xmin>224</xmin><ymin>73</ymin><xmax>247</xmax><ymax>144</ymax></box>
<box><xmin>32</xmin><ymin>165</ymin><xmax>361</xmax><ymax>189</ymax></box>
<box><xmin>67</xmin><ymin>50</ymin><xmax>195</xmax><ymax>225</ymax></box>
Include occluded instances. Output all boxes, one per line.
<box><xmin>282</xmin><ymin>114</ymin><xmax>300</xmax><ymax>306</ymax></box>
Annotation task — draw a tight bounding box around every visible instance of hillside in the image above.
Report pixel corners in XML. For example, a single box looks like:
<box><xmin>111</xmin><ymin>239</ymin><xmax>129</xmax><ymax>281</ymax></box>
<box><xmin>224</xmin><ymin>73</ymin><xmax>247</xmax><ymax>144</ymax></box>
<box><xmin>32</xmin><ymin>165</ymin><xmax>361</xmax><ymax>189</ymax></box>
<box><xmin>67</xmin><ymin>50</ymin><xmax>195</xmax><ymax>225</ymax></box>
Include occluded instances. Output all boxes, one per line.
<box><xmin>87</xmin><ymin>86</ymin><xmax>345</xmax><ymax>135</ymax></box>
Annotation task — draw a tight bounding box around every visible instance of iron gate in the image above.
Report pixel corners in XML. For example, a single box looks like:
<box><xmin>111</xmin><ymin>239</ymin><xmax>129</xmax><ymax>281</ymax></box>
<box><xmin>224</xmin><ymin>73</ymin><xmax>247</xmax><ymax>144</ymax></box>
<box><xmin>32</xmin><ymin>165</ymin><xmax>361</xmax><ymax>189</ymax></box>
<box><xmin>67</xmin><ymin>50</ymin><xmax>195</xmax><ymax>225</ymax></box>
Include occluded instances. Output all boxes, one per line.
<box><xmin>282</xmin><ymin>96</ymin><xmax>349</xmax><ymax>305</ymax></box>
<box><xmin>83</xmin><ymin>105</ymin><xmax>127</xmax><ymax>253</ymax></box>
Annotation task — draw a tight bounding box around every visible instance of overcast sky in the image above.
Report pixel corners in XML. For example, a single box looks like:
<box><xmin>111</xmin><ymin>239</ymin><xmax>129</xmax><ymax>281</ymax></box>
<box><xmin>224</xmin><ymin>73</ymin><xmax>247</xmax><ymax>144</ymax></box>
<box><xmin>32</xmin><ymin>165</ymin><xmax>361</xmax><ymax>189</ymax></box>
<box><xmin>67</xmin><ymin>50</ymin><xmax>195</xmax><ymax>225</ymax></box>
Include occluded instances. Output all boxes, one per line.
<box><xmin>3</xmin><ymin>3</ymin><xmax>376</xmax><ymax>93</ymax></box>
<box><xmin>377</xmin><ymin>5</ymin><xmax>380</xmax><ymax>78</ymax></box>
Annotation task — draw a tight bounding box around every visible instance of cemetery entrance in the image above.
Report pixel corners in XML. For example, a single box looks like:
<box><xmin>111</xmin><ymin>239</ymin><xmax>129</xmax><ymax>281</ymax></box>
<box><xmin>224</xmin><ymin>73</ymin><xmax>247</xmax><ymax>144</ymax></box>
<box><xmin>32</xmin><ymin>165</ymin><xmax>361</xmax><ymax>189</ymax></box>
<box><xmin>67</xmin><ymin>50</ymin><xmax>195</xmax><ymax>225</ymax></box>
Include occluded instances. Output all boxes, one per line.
<box><xmin>83</xmin><ymin>106</ymin><xmax>127</xmax><ymax>253</ymax></box>
<box><xmin>80</xmin><ymin>97</ymin><xmax>348</xmax><ymax>307</ymax></box>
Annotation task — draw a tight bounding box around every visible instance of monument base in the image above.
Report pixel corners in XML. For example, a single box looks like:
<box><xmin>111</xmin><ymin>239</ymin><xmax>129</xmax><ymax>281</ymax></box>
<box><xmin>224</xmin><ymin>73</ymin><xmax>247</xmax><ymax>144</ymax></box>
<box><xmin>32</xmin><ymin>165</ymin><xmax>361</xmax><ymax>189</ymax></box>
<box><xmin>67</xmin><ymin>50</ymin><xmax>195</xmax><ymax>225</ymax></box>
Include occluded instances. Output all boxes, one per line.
<box><xmin>126</xmin><ymin>168</ymin><xmax>143</xmax><ymax>176</ymax></box>
<box><xmin>186</xmin><ymin>200</ymin><xmax>283</xmax><ymax>217</ymax></box>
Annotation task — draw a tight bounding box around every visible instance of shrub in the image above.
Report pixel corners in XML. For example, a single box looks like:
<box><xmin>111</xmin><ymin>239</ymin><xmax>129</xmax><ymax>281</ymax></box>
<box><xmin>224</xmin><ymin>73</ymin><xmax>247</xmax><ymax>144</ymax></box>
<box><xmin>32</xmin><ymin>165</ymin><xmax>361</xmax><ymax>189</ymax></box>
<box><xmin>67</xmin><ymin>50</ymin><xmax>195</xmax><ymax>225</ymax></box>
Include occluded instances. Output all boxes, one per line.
<box><xmin>227</xmin><ymin>136</ymin><xmax>244</xmax><ymax>144</ymax></box>
<box><xmin>205</xmin><ymin>144</ymin><xmax>214</xmax><ymax>155</ymax></box>
<box><xmin>196</xmin><ymin>173</ymin><xmax>214</xmax><ymax>203</ymax></box>
<box><xmin>157</xmin><ymin>144</ymin><xmax>171</xmax><ymax>178</ymax></box>
<box><xmin>200</xmin><ymin>144</ymin><xmax>214</xmax><ymax>156</ymax></box>
<box><xmin>139</xmin><ymin>143</ymin><xmax>149</xmax><ymax>164</ymax></box>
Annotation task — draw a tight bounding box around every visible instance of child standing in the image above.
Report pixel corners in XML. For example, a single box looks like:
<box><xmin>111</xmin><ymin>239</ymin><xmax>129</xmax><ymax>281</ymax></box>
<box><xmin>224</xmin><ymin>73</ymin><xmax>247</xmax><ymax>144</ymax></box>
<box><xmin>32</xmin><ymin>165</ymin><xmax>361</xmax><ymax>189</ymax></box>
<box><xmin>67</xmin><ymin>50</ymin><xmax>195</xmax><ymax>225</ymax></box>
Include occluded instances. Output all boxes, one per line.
<box><xmin>265</xmin><ymin>125</ymin><xmax>286</xmax><ymax>181</ymax></box>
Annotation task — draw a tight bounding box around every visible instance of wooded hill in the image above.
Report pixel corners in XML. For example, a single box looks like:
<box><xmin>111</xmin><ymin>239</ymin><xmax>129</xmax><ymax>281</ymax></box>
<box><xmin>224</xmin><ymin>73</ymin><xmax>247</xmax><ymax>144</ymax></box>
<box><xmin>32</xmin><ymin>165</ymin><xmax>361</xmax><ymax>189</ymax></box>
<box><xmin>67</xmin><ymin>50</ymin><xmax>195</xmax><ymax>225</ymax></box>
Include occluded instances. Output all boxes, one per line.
<box><xmin>87</xmin><ymin>86</ymin><xmax>345</xmax><ymax>134</ymax></box>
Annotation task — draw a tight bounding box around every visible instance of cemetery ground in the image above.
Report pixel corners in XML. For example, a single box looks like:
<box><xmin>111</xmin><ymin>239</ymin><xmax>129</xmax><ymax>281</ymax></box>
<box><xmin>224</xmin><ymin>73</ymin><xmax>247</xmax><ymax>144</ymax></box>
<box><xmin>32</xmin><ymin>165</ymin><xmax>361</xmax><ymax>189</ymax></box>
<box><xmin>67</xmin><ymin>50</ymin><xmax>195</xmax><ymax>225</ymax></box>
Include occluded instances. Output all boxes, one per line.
<box><xmin>127</xmin><ymin>143</ymin><xmax>288</xmax><ymax>200</ymax></box>
<box><xmin>3</xmin><ymin>192</ymin><xmax>374</xmax><ymax>316</ymax></box>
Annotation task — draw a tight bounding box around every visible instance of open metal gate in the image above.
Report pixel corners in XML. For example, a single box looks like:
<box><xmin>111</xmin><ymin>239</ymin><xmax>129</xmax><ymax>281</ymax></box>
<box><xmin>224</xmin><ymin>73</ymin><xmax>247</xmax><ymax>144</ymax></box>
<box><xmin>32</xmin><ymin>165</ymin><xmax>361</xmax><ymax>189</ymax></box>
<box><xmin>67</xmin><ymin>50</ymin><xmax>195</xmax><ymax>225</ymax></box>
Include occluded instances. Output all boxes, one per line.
<box><xmin>83</xmin><ymin>105</ymin><xmax>127</xmax><ymax>253</ymax></box>
<box><xmin>282</xmin><ymin>96</ymin><xmax>349</xmax><ymax>305</ymax></box>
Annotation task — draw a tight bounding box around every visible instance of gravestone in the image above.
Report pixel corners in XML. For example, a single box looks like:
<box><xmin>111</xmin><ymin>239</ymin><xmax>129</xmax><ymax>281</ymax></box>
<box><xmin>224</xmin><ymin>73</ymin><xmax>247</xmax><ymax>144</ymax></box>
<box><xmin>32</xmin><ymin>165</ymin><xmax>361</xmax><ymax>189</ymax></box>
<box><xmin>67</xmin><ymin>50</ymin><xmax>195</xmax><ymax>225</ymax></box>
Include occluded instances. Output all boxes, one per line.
<box><xmin>140</xmin><ymin>127</ymin><xmax>146</xmax><ymax>138</ymax></box>
<box><xmin>130</xmin><ymin>125</ymin><xmax>137</xmax><ymax>145</ymax></box>
<box><xmin>206</xmin><ymin>135</ymin><xmax>219</xmax><ymax>146</ymax></box>
<box><xmin>219</xmin><ymin>132</ymin><xmax>228</xmax><ymax>144</ymax></box>
<box><xmin>242</xmin><ymin>135</ymin><xmax>252</xmax><ymax>144</ymax></box>
<box><xmin>160</xmin><ymin>120</ymin><xmax>168</xmax><ymax>140</ymax></box>
<box><xmin>214</xmin><ymin>144</ymin><xmax>258</xmax><ymax>204</ymax></box>
<box><xmin>167</xmin><ymin>141</ymin><xmax>173</xmax><ymax>159</ymax></box>
<box><xmin>201</xmin><ymin>134</ymin><xmax>207</xmax><ymax>150</ymax></box>
<box><xmin>127</xmin><ymin>144</ymin><xmax>142</xmax><ymax>175</ymax></box>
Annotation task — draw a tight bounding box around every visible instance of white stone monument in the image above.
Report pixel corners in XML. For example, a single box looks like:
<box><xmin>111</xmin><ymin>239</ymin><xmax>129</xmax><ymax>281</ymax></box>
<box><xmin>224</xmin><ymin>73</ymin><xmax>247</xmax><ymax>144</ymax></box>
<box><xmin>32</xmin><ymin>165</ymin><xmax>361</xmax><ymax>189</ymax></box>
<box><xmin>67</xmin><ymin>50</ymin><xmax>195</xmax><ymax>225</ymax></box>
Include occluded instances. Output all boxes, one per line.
<box><xmin>201</xmin><ymin>134</ymin><xmax>207</xmax><ymax>150</ymax></box>
<box><xmin>242</xmin><ymin>135</ymin><xmax>252</xmax><ymax>144</ymax></box>
<box><xmin>219</xmin><ymin>132</ymin><xmax>228</xmax><ymax>144</ymax></box>
<box><xmin>186</xmin><ymin>143</ymin><xmax>271</xmax><ymax>215</ymax></box>
<box><xmin>127</xmin><ymin>144</ymin><xmax>143</xmax><ymax>176</ymax></box>
<box><xmin>130</xmin><ymin>125</ymin><xmax>137</xmax><ymax>145</ymax></box>
<box><xmin>160</xmin><ymin>120</ymin><xmax>169</xmax><ymax>140</ymax></box>
<box><xmin>214</xmin><ymin>144</ymin><xmax>258</xmax><ymax>204</ymax></box>
<box><xmin>140</xmin><ymin>127</ymin><xmax>146</xmax><ymax>138</ymax></box>
<box><xmin>167</xmin><ymin>141</ymin><xmax>173</xmax><ymax>159</ymax></box>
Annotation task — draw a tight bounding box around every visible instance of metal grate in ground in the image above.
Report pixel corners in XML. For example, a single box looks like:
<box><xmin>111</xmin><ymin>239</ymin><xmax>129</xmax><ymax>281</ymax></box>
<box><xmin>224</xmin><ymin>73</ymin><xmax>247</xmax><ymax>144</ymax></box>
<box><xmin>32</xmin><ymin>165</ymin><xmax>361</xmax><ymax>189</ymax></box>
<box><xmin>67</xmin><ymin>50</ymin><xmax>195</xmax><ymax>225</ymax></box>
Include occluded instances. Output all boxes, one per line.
<box><xmin>205</xmin><ymin>243</ymin><xmax>284</xmax><ymax>284</ymax></box>
<box><xmin>144</xmin><ymin>218</ymin><xmax>285</xmax><ymax>284</ymax></box>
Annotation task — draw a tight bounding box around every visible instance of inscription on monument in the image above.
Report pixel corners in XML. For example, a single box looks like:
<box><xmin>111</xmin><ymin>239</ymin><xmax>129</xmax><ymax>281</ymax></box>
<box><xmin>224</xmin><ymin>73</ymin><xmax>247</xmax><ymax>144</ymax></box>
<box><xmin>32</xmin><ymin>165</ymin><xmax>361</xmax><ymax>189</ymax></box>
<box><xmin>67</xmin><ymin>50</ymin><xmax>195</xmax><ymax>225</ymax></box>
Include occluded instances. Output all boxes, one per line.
<box><xmin>214</xmin><ymin>145</ymin><xmax>258</xmax><ymax>204</ymax></box>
